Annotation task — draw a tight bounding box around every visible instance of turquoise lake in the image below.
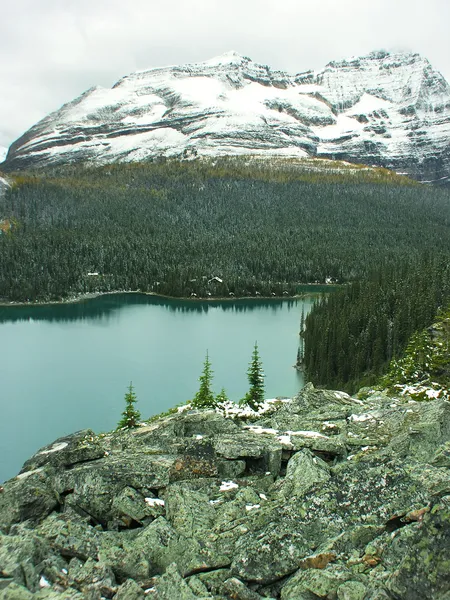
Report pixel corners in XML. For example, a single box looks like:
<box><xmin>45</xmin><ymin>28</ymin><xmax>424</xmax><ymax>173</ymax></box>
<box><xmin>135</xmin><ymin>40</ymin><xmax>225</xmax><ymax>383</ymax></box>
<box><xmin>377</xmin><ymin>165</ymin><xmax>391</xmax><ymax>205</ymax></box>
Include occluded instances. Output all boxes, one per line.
<box><xmin>0</xmin><ymin>293</ymin><xmax>315</xmax><ymax>482</ymax></box>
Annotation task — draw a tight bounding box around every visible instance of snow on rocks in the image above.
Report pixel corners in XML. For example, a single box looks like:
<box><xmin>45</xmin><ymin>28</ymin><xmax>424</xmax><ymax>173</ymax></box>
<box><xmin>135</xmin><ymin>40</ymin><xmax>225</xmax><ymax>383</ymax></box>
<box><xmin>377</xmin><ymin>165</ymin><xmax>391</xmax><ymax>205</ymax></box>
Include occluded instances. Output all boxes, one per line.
<box><xmin>16</xmin><ymin>468</ymin><xmax>44</xmax><ymax>480</ymax></box>
<box><xmin>277</xmin><ymin>434</ymin><xmax>293</xmax><ymax>447</ymax></box>
<box><xmin>39</xmin><ymin>576</ymin><xmax>51</xmax><ymax>588</ymax></box>
<box><xmin>220</xmin><ymin>481</ymin><xmax>239</xmax><ymax>492</ymax></box>
<box><xmin>349</xmin><ymin>413</ymin><xmax>375</xmax><ymax>423</ymax></box>
<box><xmin>38</xmin><ymin>442</ymin><xmax>68</xmax><ymax>455</ymax></box>
<box><xmin>145</xmin><ymin>498</ymin><xmax>165</xmax><ymax>507</ymax></box>
<box><xmin>216</xmin><ymin>398</ymin><xmax>290</xmax><ymax>419</ymax></box>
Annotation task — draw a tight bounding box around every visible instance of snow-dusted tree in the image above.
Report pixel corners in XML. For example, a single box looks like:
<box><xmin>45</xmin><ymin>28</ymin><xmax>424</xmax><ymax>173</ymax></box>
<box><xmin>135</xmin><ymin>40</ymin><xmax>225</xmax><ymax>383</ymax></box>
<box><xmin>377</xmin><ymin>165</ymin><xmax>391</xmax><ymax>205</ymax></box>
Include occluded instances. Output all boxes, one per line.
<box><xmin>243</xmin><ymin>342</ymin><xmax>265</xmax><ymax>410</ymax></box>
<box><xmin>215</xmin><ymin>387</ymin><xmax>229</xmax><ymax>404</ymax></box>
<box><xmin>117</xmin><ymin>382</ymin><xmax>141</xmax><ymax>429</ymax></box>
<box><xmin>192</xmin><ymin>351</ymin><xmax>216</xmax><ymax>408</ymax></box>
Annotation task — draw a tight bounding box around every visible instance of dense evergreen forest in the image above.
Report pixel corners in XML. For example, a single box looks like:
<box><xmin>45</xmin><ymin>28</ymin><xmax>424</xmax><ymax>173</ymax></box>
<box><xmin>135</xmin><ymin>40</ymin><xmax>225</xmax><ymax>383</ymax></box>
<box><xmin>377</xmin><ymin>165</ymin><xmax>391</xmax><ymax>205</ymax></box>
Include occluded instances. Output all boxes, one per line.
<box><xmin>0</xmin><ymin>158</ymin><xmax>449</xmax><ymax>303</ymax></box>
<box><xmin>303</xmin><ymin>258</ymin><xmax>450</xmax><ymax>393</ymax></box>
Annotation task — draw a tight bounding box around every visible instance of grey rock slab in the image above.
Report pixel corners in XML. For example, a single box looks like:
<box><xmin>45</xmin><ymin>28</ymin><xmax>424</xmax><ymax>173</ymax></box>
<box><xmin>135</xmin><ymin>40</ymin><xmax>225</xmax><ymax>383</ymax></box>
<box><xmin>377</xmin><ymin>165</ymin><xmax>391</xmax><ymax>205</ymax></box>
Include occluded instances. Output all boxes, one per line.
<box><xmin>0</xmin><ymin>470</ymin><xmax>59</xmax><ymax>531</ymax></box>
<box><xmin>114</xmin><ymin>578</ymin><xmax>145</xmax><ymax>599</ymax></box>
<box><xmin>278</xmin><ymin>449</ymin><xmax>331</xmax><ymax>499</ymax></box>
<box><xmin>20</xmin><ymin>430</ymin><xmax>105</xmax><ymax>474</ymax></box>
<box><xmin>223</xmin><ymin>577</ymin><xmax>265</xmax><ymax>599</ymax></box>
<box><xmin>280</xmin><ymin>565</ymin><xmax>351</xmax><ymax>599</ymax></box>
<box><xmin>337</xmin><ymin>580</ymin><xmax>367</xmax><ymax>600</ymax></box>
<box><xmin>0</xmin><ymin>583</ymin><xmax>33</xmax><ymax>599</ymax></box>
<box><xmin>213</xmin><ymin>434</ymin><xmax>282</xmax><ymax>476</ymax></box>
<box><xmin>231</xmin><ymin>525</ymin><xmax>310</xmax><ymax>584</ymax></box>
<box><xmin>164</xmin><ymin>485</ymin><xmax>216</xmax><ymax>539</ymax></box>
<box><xmin>154</xmin><ymin>563</ymin><xmax>208</xmax><ymax>600</ymax></box>
<box><xmin>52</xmin><ymin>453</ymin><xmax>177</xmax><ymax>524</ymax></box>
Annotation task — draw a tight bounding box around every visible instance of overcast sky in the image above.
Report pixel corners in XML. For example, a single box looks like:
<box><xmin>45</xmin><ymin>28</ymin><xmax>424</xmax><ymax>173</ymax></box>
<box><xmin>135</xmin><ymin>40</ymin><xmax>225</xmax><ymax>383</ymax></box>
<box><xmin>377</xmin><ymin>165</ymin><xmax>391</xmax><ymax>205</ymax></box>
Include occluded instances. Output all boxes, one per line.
<box><xmin>1</xmin><ymin>0</ymin><xmax>449</xmax><ymax>148</ymax></box>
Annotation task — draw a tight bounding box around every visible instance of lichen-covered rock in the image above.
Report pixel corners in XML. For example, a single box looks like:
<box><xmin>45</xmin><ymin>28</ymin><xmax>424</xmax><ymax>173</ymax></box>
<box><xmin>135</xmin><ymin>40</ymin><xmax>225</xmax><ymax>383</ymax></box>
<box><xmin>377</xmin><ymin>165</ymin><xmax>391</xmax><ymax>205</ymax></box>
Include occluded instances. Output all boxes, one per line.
<box><xmin>384</xmin><ymin>504</ymin><xmax>450</xmax><ymax>600</ymax></box>
<box><xmin>280</xmin><ymin>564</ymin><xmax>354</xmax><ymax>599</ymax></box>
<box><xmin>337</xmin><ymin>580</ymin><xmax>367</xmax><ymax>600</ymax></box>
<box><xmin>0</xmin><ymin>388</ymin><xmax>448</xmax><ymax>598</ymax></box>
<box><xmin>20</xmin><ymin>431</ymin><xmax>105</xmax><ymax>474</ymax></box>
<box><xmin>67</xmin><ymin>557</ymin><xmax>116</xmax><ymax>597</ymax></box>
<box><xmin>223</xmin><ymin>577</ymin><xmax>265</xmax><ymax>599</ymax></box>
<box><xmin>153</xmin><ymin>563</ymin><xmax>204</xmax><ymax>599</ymax></box>
<box><xmin>278</xmin><ymin>449</ymin><xmax>330</xmax><ymax>499</ymax></box>
<box><xmin>0</xmin><ymin>583</ymin><xmax>33</xmax><ymax>599</ymax></box>
<box><xmin>114</xmin><ymin>579</ymin><xmax>145</xmax><ymax>600</ymax></box>
<box><xmin>0</xmin><ymin>470</ymin><xmax>59</xmax><ymax>532</ymax></box>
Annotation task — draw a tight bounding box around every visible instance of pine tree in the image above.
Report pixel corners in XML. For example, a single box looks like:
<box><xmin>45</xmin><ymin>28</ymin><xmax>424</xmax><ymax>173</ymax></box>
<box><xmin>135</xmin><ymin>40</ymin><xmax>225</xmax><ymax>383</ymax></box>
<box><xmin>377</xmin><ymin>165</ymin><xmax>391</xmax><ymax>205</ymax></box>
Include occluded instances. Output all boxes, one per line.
<box><xmin>117</xmin><ymin>382</ymin><xmax>141</xmax><ymax>429</ymax></box>
<box><xmin>242</xmin><ymin>342</ymin><xmax>265</xmax><ymax>410</ymax></box>
<box><xmin>192</xmin><ymin>351</ymin><xmax>216</xmax><ymax>408</ymax></box>
<box><xmin>215</xmin><ymin>387</ymin><xmax>229</xmax><ymax>404</ymax></box>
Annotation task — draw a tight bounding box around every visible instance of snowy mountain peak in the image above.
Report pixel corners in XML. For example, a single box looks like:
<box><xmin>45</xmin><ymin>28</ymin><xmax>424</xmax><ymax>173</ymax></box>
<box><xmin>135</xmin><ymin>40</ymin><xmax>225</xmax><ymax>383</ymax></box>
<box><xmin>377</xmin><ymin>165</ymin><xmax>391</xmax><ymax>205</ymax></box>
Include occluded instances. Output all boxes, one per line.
<box><xmin>205</xmin><ymin>50</ymin><xmax>250</xmax><ymax>66</ymax></box>
<box><xmin>3</xmin><ymin>50</ymin><xmax>450</xmax><ymax>184</ymax></box>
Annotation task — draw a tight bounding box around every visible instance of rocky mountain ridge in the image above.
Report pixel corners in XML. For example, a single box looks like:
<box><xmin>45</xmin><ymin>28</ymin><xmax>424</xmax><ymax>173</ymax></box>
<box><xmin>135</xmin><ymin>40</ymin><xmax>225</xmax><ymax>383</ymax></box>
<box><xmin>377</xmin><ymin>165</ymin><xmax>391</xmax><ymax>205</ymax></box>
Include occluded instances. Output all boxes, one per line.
<box><xmin>2</xmin><ymin>50</ymin><xmax>450</xmax><ymax>184</ymax></box>
<box><xmin>0</xmin><ymin>383</ymin><xmax>449</xmax><ymax>599</ymax></box>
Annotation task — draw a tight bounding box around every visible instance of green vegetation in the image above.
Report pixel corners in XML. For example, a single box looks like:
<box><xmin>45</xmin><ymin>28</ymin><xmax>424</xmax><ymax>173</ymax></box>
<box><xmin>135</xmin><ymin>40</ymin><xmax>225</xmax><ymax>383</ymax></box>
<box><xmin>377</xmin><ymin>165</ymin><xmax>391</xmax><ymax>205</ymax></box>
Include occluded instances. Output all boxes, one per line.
<box><xmin>0</xmin><ymin>158</ymin><xmax>448</xmax><ymax>302</ymax></box>
<box><xmin>303</xmin><ymin>258</ymin><xmax>450</xmax><ymax>393</ymax></box>
<box><xmin>242</xmin><ymin>342</ymin><xmax>265</xmax><ymax>410</ymax></box>
<box><xmin>381</xmin><ymin>305</ymin><xmax>450</xmax><ymax>400</ymax></box>
<box><xmin>117</xmin><ymin>382</ymin><xmax>141</xmax><ymax>429</ymax></box>
<box><xmin>192</xmin><ymin>351</ymin><xmax>216</xmax><ymax>408</ymax></box>
<box><xmin>215</xmin><ymin>388</ymin><xmax>229</xmax><ymax>404</ymax></box>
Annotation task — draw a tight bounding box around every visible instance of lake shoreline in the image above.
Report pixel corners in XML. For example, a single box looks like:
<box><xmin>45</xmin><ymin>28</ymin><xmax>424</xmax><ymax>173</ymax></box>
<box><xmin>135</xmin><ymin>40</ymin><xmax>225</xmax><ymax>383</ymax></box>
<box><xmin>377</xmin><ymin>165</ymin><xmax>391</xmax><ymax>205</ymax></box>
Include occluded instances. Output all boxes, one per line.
<box><xmin>0</xmin><ymin>286</ymin><xmax>336</xmax><ymax>308</ymax></box>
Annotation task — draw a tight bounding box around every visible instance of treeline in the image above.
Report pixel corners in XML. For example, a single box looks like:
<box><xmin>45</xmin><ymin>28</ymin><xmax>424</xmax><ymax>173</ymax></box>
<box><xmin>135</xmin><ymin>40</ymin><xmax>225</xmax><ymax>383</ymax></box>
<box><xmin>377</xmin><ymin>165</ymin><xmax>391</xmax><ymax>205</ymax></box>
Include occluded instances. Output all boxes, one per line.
<box><xmin>303</xmin><ymin>257</ymin><xmax>450</xmax><ymax>393</ymax></box>
<box><xmin>0</xmin><ymin>159</ymin><xmax>449</xmax><ymax>302</ymax></box>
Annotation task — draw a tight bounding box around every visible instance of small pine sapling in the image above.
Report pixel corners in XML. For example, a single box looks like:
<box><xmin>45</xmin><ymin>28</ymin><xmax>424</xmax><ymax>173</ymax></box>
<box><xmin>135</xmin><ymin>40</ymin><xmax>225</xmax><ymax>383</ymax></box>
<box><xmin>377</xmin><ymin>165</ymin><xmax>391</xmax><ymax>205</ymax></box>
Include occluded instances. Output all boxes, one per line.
<box><xmin>192</xmin><ymin>351</ymin><xmax>216</xmax><ymax>408</ymax></box>
<box><xmin>215</xmin><ymin>387</ymin><xmax>229</xmax><ymax>404</ymax></box>
<box><xmin>242</xmin><ymin>342</ymin><xmax>265</xmax><ymax>410</ymax></box>
<box><xmin>117</xmin><ymin>381</ymin><xmax>141</xmax><ymax>429</ymax></box>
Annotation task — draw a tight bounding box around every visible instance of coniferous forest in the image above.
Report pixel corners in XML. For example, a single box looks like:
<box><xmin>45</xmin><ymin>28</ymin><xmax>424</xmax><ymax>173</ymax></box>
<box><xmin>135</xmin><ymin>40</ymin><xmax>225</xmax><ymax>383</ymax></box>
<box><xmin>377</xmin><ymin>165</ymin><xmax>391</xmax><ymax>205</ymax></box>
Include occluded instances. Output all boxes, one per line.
<box><xmin>303</xmin><ymin>258</ymin><xmax>450</xmax><ymax>393</ymax></box>
<box><xmin>0</xmin><ymin>159</ymin><xmax>449</xmax><ymax>304</ymax></box>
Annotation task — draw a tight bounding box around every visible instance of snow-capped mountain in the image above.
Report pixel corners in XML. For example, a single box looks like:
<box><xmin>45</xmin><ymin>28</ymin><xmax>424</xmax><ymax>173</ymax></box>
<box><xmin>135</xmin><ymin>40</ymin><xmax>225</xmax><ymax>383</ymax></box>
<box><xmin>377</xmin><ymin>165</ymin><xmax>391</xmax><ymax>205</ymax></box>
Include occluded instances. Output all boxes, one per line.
<box><xmin>0</xmin><ymin>146</ymin><xmax>7</xmax><ymax>163</ymax></box>
<box><xmin>3</xmin><ymin>50</ymin><xmax>450</xmax><ymax>184</ymax></box>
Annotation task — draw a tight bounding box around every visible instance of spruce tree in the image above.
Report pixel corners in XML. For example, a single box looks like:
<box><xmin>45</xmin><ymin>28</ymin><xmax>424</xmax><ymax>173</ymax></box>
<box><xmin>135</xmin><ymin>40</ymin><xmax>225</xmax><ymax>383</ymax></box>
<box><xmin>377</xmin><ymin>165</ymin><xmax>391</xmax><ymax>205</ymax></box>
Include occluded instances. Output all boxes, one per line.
<box><xmin>243</xmin><ymin>342</ymin><xmax>265</xmax><ymax>410</ymax></box>
<box><xmin>215</xmin><ymin>387</ymin><xmax>229</xmax><ymax>404</ymax></box>
<box><xmin>192</xmin><ymin>351</ymin><xmax>216</xmax><ymax>408</ymax></box>
<box><xmin>117</xmin><ymin>382</ymin><xmax>141</xmax><ymax>429</ymax></box>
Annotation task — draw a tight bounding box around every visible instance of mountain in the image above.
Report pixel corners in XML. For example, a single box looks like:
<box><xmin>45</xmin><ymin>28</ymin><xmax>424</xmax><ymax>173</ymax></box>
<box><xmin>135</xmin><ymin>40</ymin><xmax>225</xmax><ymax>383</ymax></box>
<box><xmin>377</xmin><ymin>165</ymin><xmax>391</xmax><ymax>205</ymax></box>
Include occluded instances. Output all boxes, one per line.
<box><xmin>3</xmin><ymin>50</ymin><xmax>450</xmax><ymax>184</ymax></box>
<box><xmin>0</xmin><ymin>145</ymin><xmax>7</xmax><ymax>163</ymax></box>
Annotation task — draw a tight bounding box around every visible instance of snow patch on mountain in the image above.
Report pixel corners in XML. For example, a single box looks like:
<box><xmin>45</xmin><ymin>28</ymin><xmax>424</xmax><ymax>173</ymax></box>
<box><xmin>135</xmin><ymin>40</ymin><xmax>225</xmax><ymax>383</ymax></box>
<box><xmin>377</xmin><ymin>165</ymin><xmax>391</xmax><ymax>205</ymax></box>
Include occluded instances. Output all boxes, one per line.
<box><xmin>0</xmin><ymin>146</ymin><xmax>7</xmax><ymax>163</ymax></box>
<box><xmin>4</xmin><ymin>50</ymin><xmax>450</xmax><ymax>183</ymax></box>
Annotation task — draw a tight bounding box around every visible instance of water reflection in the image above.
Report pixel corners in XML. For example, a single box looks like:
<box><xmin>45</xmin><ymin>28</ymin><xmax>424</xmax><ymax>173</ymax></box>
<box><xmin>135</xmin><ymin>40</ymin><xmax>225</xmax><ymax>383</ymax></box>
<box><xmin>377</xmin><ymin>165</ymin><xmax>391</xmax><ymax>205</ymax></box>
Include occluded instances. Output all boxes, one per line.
<box><xmin>0</xmin><ymin>293</ymin><xmax>301</xmax><ymax>324</ymax></box>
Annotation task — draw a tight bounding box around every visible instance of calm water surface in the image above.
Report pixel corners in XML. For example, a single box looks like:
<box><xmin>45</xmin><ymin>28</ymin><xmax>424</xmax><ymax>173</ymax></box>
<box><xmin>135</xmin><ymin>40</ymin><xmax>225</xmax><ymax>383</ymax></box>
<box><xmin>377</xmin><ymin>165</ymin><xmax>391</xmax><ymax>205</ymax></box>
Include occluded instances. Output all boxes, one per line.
<box><xmin>0</xmin><ymin>294</ymin><xmax>314</xmax><ymax>482</ymax></box>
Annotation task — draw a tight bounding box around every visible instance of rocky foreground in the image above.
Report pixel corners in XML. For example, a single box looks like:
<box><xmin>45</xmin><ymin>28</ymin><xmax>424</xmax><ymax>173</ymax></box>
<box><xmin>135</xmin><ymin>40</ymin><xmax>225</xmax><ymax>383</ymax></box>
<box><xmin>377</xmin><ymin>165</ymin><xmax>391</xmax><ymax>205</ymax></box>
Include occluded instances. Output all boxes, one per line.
<box><xmin>1</xmin><ymin>385</ymin><xmax>449</xmax><ymax>599</ymax></box>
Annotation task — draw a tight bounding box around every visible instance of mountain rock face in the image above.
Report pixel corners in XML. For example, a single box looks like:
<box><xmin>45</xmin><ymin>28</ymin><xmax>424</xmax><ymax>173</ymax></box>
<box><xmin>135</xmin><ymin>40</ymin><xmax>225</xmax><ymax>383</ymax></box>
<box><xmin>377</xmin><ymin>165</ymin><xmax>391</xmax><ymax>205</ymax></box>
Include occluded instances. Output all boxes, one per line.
<box><xmin>1</xmin><ymin>386</ymin><xmax>449</xmax><ymax>599</ymax></box>
<box><xmin>3</xmin><ymin>50</ymin><xmax>450</xmax><ymax>184</ymax></box>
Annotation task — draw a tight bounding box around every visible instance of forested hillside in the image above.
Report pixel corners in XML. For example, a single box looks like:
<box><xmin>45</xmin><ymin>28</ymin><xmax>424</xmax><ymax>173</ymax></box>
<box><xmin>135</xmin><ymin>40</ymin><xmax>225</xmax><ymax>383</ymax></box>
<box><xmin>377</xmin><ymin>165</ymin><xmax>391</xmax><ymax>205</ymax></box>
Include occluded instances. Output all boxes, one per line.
<box><xmin>0</xmin><ymin>158</ymin><xmax>449</xmax><ymax>303</ymax></box>
<box><xmin>303</xmin><ymin>259</ymin><xmax>450</xmax><ymax>393</ymax></box>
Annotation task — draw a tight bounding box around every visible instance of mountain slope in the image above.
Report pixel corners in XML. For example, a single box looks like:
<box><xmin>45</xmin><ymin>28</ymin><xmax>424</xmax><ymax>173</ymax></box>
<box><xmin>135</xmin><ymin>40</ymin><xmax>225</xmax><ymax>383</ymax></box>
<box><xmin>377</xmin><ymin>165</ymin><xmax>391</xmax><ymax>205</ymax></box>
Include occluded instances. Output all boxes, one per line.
<box><xmin>3</xmin><ymin>50</ymin><xmax>450</xmax><ymax>183</ymax></box>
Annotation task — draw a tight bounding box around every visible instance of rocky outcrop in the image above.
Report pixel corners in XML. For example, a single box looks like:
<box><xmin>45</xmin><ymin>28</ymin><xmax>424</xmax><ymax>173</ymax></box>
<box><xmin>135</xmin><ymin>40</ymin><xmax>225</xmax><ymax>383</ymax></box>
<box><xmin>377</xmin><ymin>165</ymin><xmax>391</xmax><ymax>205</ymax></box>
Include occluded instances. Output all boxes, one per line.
<box><xmin>0</xmin><ymin>385</ymin><xmax>449</xmax><ymax>598</ymax></box>
<box><xmin>2</xmin><ymin>50</ymin><xmax>450</xmax><ymax>184</ymax></box>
